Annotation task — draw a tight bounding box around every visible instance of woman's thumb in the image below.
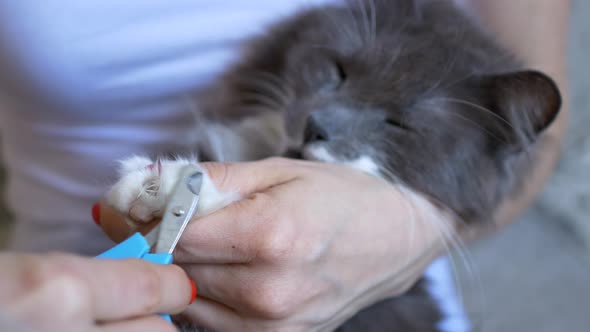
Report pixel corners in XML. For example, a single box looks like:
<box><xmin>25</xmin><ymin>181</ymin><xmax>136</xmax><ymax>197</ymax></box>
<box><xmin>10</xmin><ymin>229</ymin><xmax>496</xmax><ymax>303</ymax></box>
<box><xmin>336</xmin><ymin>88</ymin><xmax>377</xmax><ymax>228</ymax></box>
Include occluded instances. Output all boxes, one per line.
<box><xmin>198</xmin><ymin>157</ymin><xmax>301</xmax><ymax>196</ymax></box>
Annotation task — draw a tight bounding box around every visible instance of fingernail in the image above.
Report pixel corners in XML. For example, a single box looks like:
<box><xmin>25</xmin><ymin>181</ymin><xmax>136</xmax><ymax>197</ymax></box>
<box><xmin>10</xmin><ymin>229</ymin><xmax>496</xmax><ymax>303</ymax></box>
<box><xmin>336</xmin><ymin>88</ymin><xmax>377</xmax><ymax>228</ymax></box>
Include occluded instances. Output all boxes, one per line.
<box><xmin>190</xmin><ymin>280</ymin><xmax>197</xmax><ymax>304</ymax></box>
<box><xmin>92</xmin><ymin>203</ymin><xmax>101</xmax><ymax>225</ymax></box>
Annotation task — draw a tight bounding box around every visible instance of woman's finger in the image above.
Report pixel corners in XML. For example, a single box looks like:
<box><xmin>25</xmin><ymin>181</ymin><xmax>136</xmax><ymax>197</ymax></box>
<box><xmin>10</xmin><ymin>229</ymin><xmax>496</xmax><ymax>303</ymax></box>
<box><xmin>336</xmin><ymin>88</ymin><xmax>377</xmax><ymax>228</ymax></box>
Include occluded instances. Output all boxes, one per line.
<box><xmin>175</xmin><ymin>188</ymin><xmax>289</xmax><ymax>264</ymax></box>
<box><xmin>5</xmin><ymin>267</ymin><xmax>89</xmax><ymax>332</ymax></box>
<box><xmin>96</xmin><ymin>201</ymin><xmax>160</xmax><ymax>244</ymax></box>
<box><xmin>89</xmin><ymin>259</ymin><xmax>194</xmax><ymax>320</ymax></box>
<box><xmin>96</xmin><ymin>158</ymin><xmax>302</xmax><ymax>245</ymax></box>
<box><xmin>100</xmin><ymin>315</ymin><xmax>177</xmax><ymax>332</ymax></box>
<box><xmin>2</xmin><ymin>254</ymin><xmax>195</xmax><ymax>328</ymax></box>
<box><xmin>199</xmin><ymin>157</ymin><xmax>302</xmax><ymax>195</ymax></box>
<box><xmin>180</xmin><ymin>297</ymin><xmax>241</xmax><ymax>332</ymax></box>
<box><xmin>32</xmin><ymin>254</ymin><xmax>194</xmax><ymax>321</ymax></box>
<box><xmin>180</xmin><ymin>263</ymin><xmax>248</xmax><ymax>313</ymax></box>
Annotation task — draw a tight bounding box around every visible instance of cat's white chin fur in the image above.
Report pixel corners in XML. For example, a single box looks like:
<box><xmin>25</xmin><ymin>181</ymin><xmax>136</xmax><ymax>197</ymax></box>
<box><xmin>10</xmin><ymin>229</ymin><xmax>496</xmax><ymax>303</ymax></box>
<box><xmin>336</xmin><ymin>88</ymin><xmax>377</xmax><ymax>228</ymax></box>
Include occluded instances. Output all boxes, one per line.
<box><xmin>105</xmin><ymin>156</ymin><xmax>240</xmax><ymax>228</ymax></box>
<box><xmin>303</xmin><ymin>144</ymin><xmax>381</xmax><ymax>177</ymax></box>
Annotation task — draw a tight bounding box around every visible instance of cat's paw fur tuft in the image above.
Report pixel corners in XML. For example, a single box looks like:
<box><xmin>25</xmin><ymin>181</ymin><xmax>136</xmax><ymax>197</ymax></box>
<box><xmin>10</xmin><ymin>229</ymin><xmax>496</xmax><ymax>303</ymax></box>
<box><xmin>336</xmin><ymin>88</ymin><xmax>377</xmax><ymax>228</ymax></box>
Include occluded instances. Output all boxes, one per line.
<box><xmin>105</xmin><ymin>156</ymin><xmax>240</xmax><ymax>229</ymax></box>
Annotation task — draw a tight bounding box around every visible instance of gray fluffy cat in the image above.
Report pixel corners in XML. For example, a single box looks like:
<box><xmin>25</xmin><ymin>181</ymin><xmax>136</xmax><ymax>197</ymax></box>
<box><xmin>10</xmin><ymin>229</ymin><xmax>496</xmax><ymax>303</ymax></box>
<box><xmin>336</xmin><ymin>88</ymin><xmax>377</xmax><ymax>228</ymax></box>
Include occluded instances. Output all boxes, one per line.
<box><xmin>106</xmin><ymin>0</ymin><xmax>561</xmax><ymax>330</ymax></box>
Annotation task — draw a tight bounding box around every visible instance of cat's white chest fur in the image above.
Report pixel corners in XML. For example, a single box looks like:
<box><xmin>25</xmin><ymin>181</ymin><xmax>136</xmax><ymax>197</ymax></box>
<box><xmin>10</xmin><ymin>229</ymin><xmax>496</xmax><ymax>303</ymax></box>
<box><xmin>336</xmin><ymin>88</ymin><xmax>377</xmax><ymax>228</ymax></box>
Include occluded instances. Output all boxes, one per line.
<box><xmin>105</xmin><ymin>156</ymin><xmax>239</xmax><ymax>228</ymax></box>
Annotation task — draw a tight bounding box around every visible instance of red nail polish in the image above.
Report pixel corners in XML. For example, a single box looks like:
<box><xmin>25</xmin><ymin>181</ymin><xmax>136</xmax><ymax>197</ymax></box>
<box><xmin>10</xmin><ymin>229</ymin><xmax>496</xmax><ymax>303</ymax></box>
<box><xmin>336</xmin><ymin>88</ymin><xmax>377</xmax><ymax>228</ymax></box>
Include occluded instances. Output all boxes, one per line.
<box><xmin>92</xmin><ymin>203</ymin><xmax>101</xmax><ymax>225</ymax></box>
<box><xmin>146</xmin><ymin>162</ymin><xmax>162</xmax><ymax>174</ymax></box>
<box><xmin>190</xmin><ymin>280</ymin><xmax>197</xmax><ymax>304</ymax></box>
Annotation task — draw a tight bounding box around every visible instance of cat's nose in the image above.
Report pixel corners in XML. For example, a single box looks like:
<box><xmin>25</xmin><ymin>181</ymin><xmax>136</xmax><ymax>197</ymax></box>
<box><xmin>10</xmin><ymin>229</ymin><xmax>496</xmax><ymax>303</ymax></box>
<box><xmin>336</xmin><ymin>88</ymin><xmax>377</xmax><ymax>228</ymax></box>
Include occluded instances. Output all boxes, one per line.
<box><xmin>303</xmin><ymin>114</ymin><xmax>329</xmax><ymax>144</ymax></box>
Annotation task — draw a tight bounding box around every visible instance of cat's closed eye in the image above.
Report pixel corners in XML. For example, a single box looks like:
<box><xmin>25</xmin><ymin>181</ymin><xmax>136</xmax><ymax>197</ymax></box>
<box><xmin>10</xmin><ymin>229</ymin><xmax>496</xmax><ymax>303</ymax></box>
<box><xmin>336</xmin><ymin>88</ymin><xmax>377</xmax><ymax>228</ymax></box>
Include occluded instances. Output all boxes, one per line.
<box><xmin>316</xmin><ymin>58</ymin><xmax>347</xmax><ymax>93</ymax></box>
<box><xmin>384</xmin><ymin>117</ymin><xmax>410</xmax><ymax>130</ymax></box>
<box><xmin>333</xmin><ymin>60</ymin><xmax>347</xmax><ymax>86</ymax></box>
<box><xmin>294</xmin><ymin>50</ymin><xmax>347</xmax><ymax>93</ymax></box>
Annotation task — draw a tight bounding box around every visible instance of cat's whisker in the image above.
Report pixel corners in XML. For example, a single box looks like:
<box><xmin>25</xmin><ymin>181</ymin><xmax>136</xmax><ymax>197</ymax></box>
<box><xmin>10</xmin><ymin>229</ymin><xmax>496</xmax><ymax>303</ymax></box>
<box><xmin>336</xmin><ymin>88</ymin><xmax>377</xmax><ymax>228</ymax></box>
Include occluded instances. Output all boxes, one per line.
<box><xmin>342</xmin><ymin>0</ymin><xmax>367</xmax><ymax>46</ymax></box>
<box><xmin>248</xmin><ymin>71</ymin><xmax>292</xmax><ymax>97</ymax></box>
<box><xmin>356</xmin><ymin>0</ymin><xmax>371</xmax><ymax>45</ymax></box>
<box><xmin>250</xmin><ymin>71</ymin><xmax>287</xmax><ymax>87</ymax></box>
<box><xmin>379</xmin><ymin>45</ymin><xmax>405</xmax><ymax>79</ymax></box>
<box><xmin>412</xmin><ymin>200</ymin><xmax>480</xmax><ymax>327</ymax></box>
<box><xmin>372</xmin><ymin>167</ymin><xmax>415</xmax><ymax>266</ymax></box>
<box><xmin>421</xmin><ymin>51</ymin><xmax>461</xmax><ymax>98</ymax></box>
<box><xmin>182</xmin><ymin>95</ymin><xmax>209</xmax><ymax>148</ymax></box>
<box><xmin>434</xmin><ymin>214</ymin><xmax>486</xmax><ymax>327</ymax></box>
<box><xmin>433</xmin><ymin>97</ymin><xmax>516</xmax><ymax>131</ymax></box>
<box><xmin>443</xmin><ymin>108</ymin><xmax>510</xmax><ymax>145</ymax></box>
<box><xmin>237</xmin><ymin>77</ymin><xmax>287</xmax><ymax>104</ymax></box>
<box><xmin>366</xmin><ymin>0</ymin><xmax>377</xmax><ymax>46</ymax></box>
<box><xmin>377</xmin><ymin>164</ymin><xmax>483</xmax><ymax>328</ymax></box>
<box><xmin>204</xmin><ymin>127</ymin><xmax>227</xmax><ymax>162</ymax></box>
<box><xmin>435</xmin><ymin>221</ymin><xmax>486</xmax><ymax>332</ymax></box>
<box><xmin>355</xmin><ymin>0</ymin><xmax>378</xmax><ymax>46</ymax></box>
<box><xmin>238</xmin><ymin>92</ymin><xmax>283</xmax><ymax>110</ymax></box>
<box><xmin>313</xmin><ymin>6</ymin><xmax>349</xmax><ymax>44</ymax></box>
<box><xmin>391</xmin><ymin>181</ymin><xmax>419</xmax><ymax>267</ymax></box>
<box><xmin>381</xmin><ymin>163</ymin><xmax>472</xmax><ymax>262</ymax></box>
<box><xmin>232</xmin><ymin>72</ymin><xmax>294</xmax><ymax>112</ymax></box>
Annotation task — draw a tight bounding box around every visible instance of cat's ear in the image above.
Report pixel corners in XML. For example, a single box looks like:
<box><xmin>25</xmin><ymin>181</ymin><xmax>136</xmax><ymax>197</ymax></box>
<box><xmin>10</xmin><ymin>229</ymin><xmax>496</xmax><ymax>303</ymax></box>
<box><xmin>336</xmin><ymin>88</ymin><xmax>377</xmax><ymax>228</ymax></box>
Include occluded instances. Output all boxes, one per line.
<box><xmin>476</xmin><ymin>70</ymin><xmax>561</xmax><ymax>146</ymax></box>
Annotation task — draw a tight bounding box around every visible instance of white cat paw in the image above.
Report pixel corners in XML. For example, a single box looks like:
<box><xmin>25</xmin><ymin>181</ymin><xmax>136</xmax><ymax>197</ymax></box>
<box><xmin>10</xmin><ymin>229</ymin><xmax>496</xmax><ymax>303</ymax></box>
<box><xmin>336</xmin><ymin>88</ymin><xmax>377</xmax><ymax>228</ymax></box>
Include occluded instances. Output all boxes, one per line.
<box><xmin>105</xmin><ymin>156</ymin><xmax>240</xmax><ymax>228</ymax></box>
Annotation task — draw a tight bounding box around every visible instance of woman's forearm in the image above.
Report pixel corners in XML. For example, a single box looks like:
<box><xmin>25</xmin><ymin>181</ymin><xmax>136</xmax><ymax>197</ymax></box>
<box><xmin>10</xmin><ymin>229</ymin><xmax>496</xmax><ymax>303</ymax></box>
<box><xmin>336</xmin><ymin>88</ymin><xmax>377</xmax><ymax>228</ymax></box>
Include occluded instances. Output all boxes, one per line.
<box><xmin>461</xmin><ymin>0</ymin><xmax>570</xmax><ymax>236</ymax></box>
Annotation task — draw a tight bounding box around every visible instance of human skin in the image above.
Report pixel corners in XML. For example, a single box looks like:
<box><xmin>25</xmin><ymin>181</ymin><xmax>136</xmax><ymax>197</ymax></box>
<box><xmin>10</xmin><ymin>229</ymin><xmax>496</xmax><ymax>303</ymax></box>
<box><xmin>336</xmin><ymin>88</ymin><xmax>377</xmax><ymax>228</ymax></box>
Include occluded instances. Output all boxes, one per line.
<box><xmin>0</xmin><ymin>253</ymin><xmax>194</xmax><ymax>332</ymax></box>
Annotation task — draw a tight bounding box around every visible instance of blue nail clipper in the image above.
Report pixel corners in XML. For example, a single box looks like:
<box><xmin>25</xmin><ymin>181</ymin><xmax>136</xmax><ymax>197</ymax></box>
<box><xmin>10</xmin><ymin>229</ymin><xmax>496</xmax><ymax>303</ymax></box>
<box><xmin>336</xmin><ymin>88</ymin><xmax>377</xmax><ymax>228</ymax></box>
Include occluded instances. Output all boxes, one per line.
<box><xmin>96</xmin><ymin>165</ymin><xmax>203</xmax><ymax>322</ymax></box>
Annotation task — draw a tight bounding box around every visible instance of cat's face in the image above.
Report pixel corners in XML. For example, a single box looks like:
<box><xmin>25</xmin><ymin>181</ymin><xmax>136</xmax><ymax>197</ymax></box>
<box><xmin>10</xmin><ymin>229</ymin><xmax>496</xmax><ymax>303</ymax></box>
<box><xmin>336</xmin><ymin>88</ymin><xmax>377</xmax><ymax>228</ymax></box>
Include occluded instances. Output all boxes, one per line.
<box><xmin>282</xmin><ymin>50</ymin><xmax>560</xmax><ymax>221</ymax></box>
<box><xmin>225</xmin><ymin>0</ymin><xmax>561</xmax><ymax>222</ymax></box>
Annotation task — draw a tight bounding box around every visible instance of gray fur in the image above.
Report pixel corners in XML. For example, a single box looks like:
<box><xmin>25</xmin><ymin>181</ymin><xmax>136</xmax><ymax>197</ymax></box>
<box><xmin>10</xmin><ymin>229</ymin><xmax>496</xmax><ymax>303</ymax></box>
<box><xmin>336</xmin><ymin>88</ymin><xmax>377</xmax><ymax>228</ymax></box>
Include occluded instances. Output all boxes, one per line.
<box><xmin>183</xmin><ymin>0</ymin><xmax>562</xmax><ymax>330</ymax></box>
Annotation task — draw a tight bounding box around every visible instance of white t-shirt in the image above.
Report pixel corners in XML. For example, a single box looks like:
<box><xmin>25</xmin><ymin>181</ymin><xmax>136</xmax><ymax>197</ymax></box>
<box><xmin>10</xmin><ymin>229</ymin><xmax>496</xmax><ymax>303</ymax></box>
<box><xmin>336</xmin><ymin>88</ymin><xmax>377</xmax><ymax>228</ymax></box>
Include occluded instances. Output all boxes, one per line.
<box><xmin>0</xmin><ymin>1</ymin><xmax>468</xmax><ymax>330</ymax></box>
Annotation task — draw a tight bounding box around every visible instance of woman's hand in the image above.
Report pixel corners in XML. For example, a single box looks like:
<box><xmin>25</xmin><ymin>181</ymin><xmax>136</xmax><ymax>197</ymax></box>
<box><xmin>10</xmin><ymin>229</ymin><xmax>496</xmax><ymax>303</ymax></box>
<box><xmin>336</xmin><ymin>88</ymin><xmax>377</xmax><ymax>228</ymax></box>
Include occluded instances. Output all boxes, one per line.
<box><xmin>98</xmin><ymin>158</ymin><xmax>451</xmax><ymax>331</ymax></box>
<box><xmin>0</xmin><ymin>252</ymin><xmax>195</xmax><ymax>332</ymax></box>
